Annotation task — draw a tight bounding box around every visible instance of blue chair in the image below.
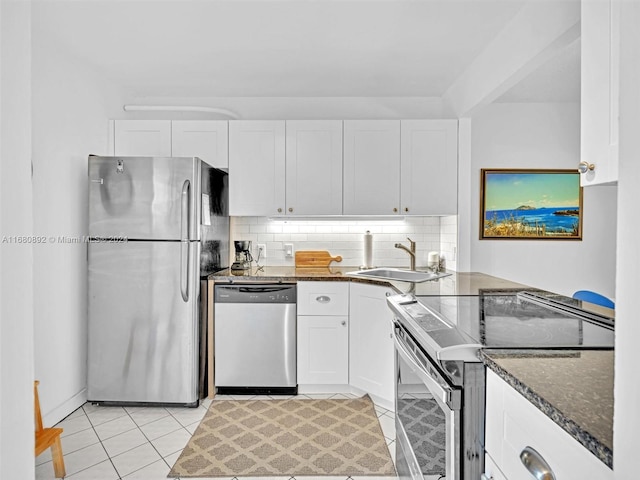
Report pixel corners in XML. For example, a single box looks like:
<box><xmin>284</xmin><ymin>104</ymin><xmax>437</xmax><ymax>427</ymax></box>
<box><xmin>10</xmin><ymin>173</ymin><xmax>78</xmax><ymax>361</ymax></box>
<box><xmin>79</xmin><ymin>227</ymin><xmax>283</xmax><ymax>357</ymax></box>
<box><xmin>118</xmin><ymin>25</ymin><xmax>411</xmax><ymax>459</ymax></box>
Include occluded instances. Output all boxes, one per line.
<box><xmin>572</xmin><ymin>290</ymin><xmax>615</xmax><ymax>309</ymax></box>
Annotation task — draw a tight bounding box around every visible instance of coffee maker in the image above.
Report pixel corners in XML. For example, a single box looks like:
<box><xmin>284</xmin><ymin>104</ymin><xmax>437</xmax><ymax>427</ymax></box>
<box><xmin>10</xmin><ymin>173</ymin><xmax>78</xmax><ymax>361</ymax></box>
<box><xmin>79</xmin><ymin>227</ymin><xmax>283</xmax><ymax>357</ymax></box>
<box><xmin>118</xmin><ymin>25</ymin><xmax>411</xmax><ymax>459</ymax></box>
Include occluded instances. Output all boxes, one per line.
<box><xmin>231</xmin><ymin>240</ymin><xmax>253</xmax><ymax>271</ymax></box>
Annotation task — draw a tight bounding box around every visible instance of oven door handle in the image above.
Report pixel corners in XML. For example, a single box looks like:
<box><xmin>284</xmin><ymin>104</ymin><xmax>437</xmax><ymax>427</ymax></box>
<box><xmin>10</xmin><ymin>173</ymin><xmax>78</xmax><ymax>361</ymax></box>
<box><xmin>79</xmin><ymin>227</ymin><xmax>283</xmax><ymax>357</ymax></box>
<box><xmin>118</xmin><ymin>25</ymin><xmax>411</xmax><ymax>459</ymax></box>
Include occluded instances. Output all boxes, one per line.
<box><xmin>393</xmin><ymin>330</ymin><xmax>460</xmax><ymax>410</ymax></box>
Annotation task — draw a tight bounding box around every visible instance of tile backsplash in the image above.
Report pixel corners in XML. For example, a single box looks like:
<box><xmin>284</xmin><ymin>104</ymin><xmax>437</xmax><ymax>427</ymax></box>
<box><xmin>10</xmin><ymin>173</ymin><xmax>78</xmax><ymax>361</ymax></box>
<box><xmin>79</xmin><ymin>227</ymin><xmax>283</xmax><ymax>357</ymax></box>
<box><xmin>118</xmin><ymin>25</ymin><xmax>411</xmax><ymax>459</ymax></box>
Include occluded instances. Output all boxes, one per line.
<box><xmin>230</xmin><ymin>216</ymin><xmax>458</xmax><ymax>270</ymax></box>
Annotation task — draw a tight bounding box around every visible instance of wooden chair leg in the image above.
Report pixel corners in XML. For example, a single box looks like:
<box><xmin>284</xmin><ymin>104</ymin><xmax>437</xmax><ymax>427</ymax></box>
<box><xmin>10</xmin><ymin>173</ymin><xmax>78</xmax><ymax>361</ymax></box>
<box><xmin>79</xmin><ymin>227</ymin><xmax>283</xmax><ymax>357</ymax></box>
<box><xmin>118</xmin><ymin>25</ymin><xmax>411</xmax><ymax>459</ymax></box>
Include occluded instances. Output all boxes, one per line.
<box><xmin>50</xmin><ymin>436</ymin><xmax>66</xmax><ymax>478</ymax></box>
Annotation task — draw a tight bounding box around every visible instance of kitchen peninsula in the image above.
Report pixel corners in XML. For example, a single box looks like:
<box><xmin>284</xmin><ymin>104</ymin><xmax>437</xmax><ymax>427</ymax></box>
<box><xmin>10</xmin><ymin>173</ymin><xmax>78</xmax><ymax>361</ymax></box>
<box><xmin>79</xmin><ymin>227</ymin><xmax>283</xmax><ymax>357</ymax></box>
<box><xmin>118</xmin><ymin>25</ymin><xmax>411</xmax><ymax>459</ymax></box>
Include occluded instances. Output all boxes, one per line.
<box><xmin>208</xmin><ymin>268</ymin><xmax>615</xmax><ymax>473</ymax></box>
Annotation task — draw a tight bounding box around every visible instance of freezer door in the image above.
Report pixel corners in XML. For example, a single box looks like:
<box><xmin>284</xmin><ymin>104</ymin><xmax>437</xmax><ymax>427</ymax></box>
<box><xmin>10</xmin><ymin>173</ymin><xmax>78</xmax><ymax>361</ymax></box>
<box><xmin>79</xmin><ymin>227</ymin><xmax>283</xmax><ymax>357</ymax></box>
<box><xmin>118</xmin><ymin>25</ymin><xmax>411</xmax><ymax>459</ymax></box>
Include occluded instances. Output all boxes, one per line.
<box><xmin>88</xmin><ymin>156</ymin><xmax>201</xmax><ymax>240</ymax></box>
<box><xmin>87</xmin><ymin>240</ymin><xmax>200</xmax><ymax>404</ymax></box>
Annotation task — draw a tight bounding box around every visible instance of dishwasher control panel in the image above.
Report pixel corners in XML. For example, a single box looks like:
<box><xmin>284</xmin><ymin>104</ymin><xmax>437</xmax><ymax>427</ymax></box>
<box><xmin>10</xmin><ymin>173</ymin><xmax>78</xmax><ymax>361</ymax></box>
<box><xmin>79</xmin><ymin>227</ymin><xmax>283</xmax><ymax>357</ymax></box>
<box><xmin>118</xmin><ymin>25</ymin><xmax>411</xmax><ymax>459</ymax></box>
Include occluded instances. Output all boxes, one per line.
<box><xmin>214</xmin><ymin>284</ymin><xmax>297</xmax><ymax>303</ymax></box>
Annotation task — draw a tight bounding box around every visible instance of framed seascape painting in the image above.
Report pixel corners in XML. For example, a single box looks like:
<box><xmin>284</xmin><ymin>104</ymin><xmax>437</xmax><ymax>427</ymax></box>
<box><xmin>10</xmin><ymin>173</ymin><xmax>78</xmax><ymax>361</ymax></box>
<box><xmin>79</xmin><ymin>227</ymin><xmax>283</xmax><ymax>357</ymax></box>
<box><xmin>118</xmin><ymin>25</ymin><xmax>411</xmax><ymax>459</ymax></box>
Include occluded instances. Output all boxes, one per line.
<box><xmin>480</xmin><ymin>169</ymin><xmax>583</xmax><ymax>240</ymax></box>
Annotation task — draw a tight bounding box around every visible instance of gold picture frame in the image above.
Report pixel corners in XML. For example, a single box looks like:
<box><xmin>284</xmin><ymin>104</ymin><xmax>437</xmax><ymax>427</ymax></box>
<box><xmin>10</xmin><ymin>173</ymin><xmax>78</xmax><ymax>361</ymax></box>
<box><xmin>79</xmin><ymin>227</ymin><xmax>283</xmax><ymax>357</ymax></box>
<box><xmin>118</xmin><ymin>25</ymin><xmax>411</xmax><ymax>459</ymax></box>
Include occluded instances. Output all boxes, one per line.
<box><xmin>480</xmin><ymin>169</ymin><xmax>583</xmax><ymax>240</ymax></box>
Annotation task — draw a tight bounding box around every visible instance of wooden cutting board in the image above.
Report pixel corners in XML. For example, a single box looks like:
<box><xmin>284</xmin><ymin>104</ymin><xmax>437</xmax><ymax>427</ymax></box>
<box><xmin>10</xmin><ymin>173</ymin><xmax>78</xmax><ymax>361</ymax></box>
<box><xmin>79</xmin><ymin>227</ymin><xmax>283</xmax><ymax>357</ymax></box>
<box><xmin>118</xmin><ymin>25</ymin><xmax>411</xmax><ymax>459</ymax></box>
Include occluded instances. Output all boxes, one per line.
<box><xmin>295</xmin><ymin>250</ymin><xmax>343</xmax><ymax>267</ymax></box>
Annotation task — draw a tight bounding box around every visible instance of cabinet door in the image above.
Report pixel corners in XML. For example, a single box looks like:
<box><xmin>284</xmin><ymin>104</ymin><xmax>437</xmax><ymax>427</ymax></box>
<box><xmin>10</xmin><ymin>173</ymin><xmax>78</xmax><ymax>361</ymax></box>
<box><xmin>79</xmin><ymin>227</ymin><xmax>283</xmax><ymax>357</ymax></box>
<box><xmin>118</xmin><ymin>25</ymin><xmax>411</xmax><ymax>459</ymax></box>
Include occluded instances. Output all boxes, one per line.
<box><xmin>485</xmin><ymin>370</ymin><xmax>613</xmax><ymax>480</ymax></box>
<box><xmin>228</xmin><ymin>121</ymin><xmax>286</xmax><ymax>216</ymax></box>
<box><xmin>286</xmin><ymin>120</ymin><xmax>343</xmax><ymax>215</ymax></box>
<box><xmin>580</xmin><ymin>0</ymin><xmax>619</xmax><ymax>186</ymax></box>
<box><xmin>113</xmin><ymin>120</ymin><xmax>172</xmax><ymax>157</ymax></box>
<box><xmin>171</xmin><ymin>120</ymin><xmax>228</xmax><ymax>169</ymax></box>
<box><xmin>484</xmin><ymin>453</ymin><xmax>509</xmax><ymax>480</ymax></box>
<box><xmin>297</xmin><ymin>315</ymin><xmax>349</xmax><ymax>385</ymax></box>
<box><xmin>401</xmin><ymin>120</ymin><xmax>458</xmax><ymax>215</ymax></box>
<box><xmin>343</xmin><ymin>120</ymin><xmax>401</xmax><ymax>215</ymax></box>
<box><xmin>349</xmin><ymin>282</ymin><xmax>395</xmax><ymax>410</ymax></box>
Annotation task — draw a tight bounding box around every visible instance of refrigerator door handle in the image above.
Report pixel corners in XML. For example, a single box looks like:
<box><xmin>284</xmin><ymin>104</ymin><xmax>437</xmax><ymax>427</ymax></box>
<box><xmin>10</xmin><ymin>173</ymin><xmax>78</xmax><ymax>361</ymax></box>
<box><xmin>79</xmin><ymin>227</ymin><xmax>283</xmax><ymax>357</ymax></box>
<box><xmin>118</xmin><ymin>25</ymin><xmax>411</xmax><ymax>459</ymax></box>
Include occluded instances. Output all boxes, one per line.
<box><xmin>181</xmin><ymin>180</ymin><xmax>191</xmax><ymax>242</ymax></box>
<box><xmin>180</xmin><ymin>180</ymin><xmax>191</xmax><ymax>302</ymax></box>
<box><xmin>180</xmin><ymin>240</ymin><xmax>190</xmax><ymax>302</ymax></box>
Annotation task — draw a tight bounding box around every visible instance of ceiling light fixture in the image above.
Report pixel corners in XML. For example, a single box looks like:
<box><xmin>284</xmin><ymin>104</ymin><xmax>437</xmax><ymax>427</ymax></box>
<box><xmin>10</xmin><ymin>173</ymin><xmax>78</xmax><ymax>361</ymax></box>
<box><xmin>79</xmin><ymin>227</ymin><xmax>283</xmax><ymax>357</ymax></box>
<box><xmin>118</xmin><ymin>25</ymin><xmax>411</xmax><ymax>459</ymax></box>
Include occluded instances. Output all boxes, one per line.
<box><xmin>122</xmin><ymin>105</ymin><xmax>240</xmax><ymax>119</ymax></box>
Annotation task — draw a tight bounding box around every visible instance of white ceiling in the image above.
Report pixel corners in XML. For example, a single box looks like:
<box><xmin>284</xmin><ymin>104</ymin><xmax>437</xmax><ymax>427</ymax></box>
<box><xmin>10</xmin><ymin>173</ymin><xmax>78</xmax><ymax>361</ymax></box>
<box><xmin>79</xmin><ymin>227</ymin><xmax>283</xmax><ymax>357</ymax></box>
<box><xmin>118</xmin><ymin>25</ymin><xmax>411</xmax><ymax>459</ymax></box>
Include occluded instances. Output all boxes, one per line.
<box><xmin>495</xmin><ymin>39</ymin><xmax>580</xmax><ymax>103</ymax></box>
<box><xmin>33</xmin><ymin>0</ymin><xmax>578</xmax><ymax>102</ymax></box>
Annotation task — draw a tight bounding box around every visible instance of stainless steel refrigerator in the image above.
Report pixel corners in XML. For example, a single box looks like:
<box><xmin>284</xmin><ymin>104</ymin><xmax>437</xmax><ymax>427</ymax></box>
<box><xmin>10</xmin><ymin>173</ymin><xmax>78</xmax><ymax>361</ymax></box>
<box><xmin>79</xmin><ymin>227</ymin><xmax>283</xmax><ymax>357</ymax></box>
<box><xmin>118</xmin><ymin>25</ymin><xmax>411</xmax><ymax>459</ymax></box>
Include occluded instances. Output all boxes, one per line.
<box><xmin>87</xmin><ymin>155</ymin><xmax>228</xmax><ymax>406</ymax></box>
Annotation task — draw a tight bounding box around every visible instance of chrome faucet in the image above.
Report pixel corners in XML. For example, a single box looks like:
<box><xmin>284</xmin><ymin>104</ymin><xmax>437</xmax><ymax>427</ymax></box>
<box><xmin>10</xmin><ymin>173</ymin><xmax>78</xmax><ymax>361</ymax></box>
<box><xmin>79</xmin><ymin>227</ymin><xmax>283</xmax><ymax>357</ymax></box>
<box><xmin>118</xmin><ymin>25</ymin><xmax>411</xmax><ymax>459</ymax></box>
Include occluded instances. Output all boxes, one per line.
<box><xmin>394</xmin><ymin>237</ymin><xmax>416</xmax><ymax>271</ymax></box>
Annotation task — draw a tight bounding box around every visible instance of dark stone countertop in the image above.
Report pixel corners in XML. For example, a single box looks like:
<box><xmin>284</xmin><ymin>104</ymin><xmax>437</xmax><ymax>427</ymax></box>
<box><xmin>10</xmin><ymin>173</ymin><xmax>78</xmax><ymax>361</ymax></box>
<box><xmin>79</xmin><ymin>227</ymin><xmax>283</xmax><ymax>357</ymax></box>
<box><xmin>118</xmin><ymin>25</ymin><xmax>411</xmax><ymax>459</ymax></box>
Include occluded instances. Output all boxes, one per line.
<box><xmin>208</xmin><ymin>267</ymin><xmax>532</xmax><ymax>296</ymax></box>
<box><xmin>481</xmin><ymin>349</ymin><xmax>613</xmax><ymax>468</ymax></box>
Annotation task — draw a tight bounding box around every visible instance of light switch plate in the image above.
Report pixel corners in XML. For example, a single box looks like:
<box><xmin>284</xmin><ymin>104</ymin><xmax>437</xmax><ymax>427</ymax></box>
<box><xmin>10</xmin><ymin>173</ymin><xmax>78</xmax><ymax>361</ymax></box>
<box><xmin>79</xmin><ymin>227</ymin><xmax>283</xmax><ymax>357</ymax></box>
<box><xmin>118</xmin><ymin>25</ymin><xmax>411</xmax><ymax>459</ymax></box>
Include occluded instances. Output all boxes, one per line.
<box><xmin>284</xmin><ymin>243</ymin><xmax>294</xmax><ymax>257</ymax></box>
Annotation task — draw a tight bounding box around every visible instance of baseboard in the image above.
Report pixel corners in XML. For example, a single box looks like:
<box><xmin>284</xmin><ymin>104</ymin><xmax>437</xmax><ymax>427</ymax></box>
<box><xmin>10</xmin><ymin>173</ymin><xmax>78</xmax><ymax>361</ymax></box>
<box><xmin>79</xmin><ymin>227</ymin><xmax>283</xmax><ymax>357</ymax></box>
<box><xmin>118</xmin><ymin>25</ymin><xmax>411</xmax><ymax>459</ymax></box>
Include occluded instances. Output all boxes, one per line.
<box><xmin>349</xmin><ymin>385</ymin><xmax>395</xmax><ymax>412</ymax></box>
<box><xmin>297</xmin><ymin>384</ymin><xmax>352</xmax><ymax>394</ymax></box>
<box><xmin>297</xmin><ymin>384</ymin><xmax>395</xmax><ymax>412</ymax></box>
<box><xmin>43</xmin><ymin>388</ymin><xmax>87</xmax><ymax>427</ymax></box>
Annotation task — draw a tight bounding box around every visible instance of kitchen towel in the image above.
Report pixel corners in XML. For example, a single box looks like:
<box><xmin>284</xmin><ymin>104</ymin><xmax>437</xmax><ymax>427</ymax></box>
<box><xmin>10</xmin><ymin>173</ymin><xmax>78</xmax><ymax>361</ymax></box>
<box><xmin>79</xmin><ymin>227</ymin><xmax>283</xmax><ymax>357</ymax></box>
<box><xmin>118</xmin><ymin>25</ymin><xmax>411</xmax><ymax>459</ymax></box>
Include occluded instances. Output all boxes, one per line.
<box><xmin>363</xmin><ymin>230</ymin><xmax>374</xmax><ymax>268</ymax></box>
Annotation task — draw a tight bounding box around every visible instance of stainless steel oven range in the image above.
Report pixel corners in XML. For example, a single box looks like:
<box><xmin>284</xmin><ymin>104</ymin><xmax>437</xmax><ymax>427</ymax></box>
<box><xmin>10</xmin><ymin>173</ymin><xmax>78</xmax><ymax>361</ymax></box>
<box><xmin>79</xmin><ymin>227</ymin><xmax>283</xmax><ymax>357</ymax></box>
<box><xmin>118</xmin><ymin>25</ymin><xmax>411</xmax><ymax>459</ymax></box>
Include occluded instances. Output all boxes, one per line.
<box><xmin>387</xmin><ymin>290</ymin><xmax>615</xmax><ymax>480</ymax></box>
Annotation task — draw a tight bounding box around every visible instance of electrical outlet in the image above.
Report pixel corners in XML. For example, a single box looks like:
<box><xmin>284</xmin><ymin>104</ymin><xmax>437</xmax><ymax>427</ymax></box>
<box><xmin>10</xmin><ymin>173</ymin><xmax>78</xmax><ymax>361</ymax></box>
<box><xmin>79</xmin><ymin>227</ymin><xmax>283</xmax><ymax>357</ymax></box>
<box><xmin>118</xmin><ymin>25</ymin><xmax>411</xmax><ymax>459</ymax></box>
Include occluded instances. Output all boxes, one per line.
<box><xmin>284</xmin><ymin>243</ymin><xmax>294</xmax><ymax>257</ymax></box>
<box><xmin>257</xmin><ymin>244</ymin><xmax>266</xmax><ymax>259</ymax></box>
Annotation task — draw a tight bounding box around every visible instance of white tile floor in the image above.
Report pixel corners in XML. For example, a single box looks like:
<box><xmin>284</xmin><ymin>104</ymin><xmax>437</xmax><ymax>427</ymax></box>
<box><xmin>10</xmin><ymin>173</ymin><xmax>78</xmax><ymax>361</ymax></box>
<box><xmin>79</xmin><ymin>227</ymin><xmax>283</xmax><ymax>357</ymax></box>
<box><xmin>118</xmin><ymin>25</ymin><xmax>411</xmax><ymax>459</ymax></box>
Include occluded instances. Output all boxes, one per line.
<box><xmin>35</xmin><ymin>393</ymin><xmax>397</xmax><ymax>480</ymax></box>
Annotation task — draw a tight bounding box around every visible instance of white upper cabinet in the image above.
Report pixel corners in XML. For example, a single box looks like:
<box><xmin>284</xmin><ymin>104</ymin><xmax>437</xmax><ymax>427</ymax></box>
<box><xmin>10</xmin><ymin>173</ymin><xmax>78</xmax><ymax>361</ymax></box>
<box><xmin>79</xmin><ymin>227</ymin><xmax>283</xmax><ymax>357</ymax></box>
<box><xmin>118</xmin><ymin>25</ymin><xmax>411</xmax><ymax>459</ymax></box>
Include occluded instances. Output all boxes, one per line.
<box><xmin>343</xmin><ymin>120</ymin><xmax>401</xmax><ymax>215</ymax></box>
<box><xmin>400</xmin><ymin>120</ymin><xmax>458</xmax><ymax>215</ymax></box>
<box><xmin>285</xmin><ymin>120</ymin><xmax>343</xmax><ymax>216</ymax></box>
<box><xmin>580</xmin><ymin>0</ymin><xmax>620</xmax><ymax>186</ymax></box>
<box><xmin>228</xmin><ymin>120</ymin><xmax>286</xmax><ymax>216</ymax></box>
<box><xmin>111</xmin><ymin>119</ymin><xmax>228</xmax><ymax>169</ymax></box>
<box><xmin>113</xmin><ymin>120</ymin><xmax>172</xmax><ymax>157</ymax></box>
<box><xmin>171</xmin><ymin>120</ymin><xmax>228</xmax><ymax>169</ymax></box>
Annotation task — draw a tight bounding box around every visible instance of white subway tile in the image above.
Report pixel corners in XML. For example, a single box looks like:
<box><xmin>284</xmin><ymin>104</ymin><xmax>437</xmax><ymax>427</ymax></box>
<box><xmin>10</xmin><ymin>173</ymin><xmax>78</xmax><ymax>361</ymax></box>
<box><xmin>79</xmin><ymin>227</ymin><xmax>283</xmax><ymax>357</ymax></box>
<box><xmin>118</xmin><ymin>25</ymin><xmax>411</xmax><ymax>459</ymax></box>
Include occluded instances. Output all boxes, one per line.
<box><xmin>330</xmin><ymin>225</ymin><xmax>350</xmax><ymax>234</ymax></box>
<box><xmin>282</xmin><ymin>225</ymin><xmax>299</xmax><ymax>233</ymax></box>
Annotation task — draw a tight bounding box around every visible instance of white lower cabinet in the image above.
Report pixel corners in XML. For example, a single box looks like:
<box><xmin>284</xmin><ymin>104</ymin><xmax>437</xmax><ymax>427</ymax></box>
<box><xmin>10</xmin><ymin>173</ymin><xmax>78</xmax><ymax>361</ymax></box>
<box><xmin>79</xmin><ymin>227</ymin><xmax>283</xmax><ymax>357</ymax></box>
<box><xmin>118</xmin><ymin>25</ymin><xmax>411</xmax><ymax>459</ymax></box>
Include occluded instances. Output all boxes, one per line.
<box><xmin>297</xmin><ymin>282</ymin><xmax>349</xmax><ymax>386</ymax></box>
<box><xmin>483</xmin><ymin>453</ymin><xmax>508</xmax><ymax>480</ymax></box>
<box><xmin>348</xmin><ymin>282</ymin><xmax>395</xmax><ymax>410</ymax></box>
<box><xmin>485</xmin><ymin>369</ymin><xmax>613</xmax><ymax>480</ymax></box>
<box><xmin>297</xmin><ymin>315</ymin><xmax>349</xmax><ymax>385</ymax></box>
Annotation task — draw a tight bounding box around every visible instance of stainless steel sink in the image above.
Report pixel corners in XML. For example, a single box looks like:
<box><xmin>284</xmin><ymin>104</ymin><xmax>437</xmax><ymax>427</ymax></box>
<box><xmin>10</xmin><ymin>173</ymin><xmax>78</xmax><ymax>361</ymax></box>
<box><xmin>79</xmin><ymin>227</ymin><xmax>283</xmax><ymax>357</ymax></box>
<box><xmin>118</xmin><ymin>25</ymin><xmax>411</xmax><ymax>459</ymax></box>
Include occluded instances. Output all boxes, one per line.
<box><xmin>346</xmin><ymin>267</ymin><xmax>451</xmax><ymax>283</ymax></box>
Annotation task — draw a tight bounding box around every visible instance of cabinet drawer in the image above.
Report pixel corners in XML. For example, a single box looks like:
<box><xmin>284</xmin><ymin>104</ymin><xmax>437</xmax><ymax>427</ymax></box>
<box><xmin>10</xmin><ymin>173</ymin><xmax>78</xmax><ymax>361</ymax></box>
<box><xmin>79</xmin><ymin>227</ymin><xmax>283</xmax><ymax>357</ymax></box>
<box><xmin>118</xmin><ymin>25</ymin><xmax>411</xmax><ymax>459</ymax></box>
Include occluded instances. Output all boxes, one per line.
<box><xmin>297</xmin><ymin>281</ymin><xmax>349</xmax><ymax>316</ymax></box>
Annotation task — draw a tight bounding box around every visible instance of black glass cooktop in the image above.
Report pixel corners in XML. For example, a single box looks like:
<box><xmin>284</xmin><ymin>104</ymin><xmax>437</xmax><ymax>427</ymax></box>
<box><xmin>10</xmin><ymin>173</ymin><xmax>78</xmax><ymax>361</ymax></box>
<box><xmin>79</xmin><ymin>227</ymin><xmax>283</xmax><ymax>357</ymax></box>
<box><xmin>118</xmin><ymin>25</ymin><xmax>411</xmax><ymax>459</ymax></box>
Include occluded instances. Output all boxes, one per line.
<box><xmin>414</xmin><ymin>290</ymin><xmax>614</xmax><ymax>350</ymax></box>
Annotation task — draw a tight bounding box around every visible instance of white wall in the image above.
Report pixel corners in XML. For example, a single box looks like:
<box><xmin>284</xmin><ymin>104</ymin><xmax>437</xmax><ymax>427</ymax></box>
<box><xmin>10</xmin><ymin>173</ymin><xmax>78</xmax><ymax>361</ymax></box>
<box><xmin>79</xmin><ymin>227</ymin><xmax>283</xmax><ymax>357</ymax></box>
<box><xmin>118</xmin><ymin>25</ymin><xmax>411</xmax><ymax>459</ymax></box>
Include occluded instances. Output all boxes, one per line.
<box><xmin>230</xmin><ymin>217</ymin><xmax>444</xmax><ymax>269</ymax></box>
<box><xmin>460</xmin><ymin>103</ymin><xmax>617</xmax><ymax>298</ymax></box>
<box><xmin>31</xmin><ymin>27</ymin><xmax>123</xmax><ymax>424</ymax></box>
<box><xmin>0</xmin><ymin>1</ymin><xmax>35</xmax><ymax>478</ymax></box>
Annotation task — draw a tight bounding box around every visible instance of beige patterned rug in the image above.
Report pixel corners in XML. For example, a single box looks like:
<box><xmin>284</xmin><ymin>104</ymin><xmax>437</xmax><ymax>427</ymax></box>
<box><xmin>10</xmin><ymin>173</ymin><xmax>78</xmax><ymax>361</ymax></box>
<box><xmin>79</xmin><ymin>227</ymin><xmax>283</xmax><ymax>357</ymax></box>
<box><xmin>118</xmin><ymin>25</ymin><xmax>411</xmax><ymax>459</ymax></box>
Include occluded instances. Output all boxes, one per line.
<box><xmin>168</xmin><ymin>395</ymin><xmax>396</xmax><ymax>477</ymax></box>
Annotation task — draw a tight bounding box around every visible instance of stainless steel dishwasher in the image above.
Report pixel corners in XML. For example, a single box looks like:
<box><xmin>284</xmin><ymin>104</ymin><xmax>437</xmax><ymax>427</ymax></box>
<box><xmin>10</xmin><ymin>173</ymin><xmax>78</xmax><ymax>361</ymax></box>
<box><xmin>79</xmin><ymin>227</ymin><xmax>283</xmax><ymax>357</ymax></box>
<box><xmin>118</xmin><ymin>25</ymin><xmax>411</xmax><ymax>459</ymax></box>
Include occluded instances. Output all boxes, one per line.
<box><xmin>214</xmin><ymin>283</ymin><xmax>297</xmax><ymax>395</ymax></box>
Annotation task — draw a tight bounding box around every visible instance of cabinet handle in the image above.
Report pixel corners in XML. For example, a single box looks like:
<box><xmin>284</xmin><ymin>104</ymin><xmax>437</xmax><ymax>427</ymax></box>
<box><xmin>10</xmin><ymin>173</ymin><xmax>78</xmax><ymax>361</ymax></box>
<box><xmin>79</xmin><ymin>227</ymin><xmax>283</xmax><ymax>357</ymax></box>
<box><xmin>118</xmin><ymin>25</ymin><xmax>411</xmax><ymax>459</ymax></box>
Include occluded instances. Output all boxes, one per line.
<box><xmin>393</xmin><ymin>207</ymin><xmax>398</xmax><ymax>213</ymax></box>
<box><xmin>288</xmin><ymin>207</ymin><xmax>293</xmax><ymax>213</ymax></box>
<box><xmin>520</xmin><ymin>446</ymin><xmax>556</xmax><ymax>480</ymax></box>
<box><xmin>341</xmin><ymin>320</ymin><xmax>346</xmax><ymax>326</ymax></box>
<box><xmin>316</xmin><ymin>295</ymin><xmax>331</xmax><ymax>303</ymax></box>
<box><xmin>404</xmin><ymin>207</ymin><xmax>409</xmax><ymax>212</ymax></box>
<box><xmin>385</xmin><ymin>292</ymin><xmax>391</xmax><ymax>297</ymax></box>
<box><xmin>480</xmin><ymin>475</ymin><xmax>493</xmax><ymax>480</ymax></box>
<box><xmin>578</xmin><ymin>161</ymin><xmax>595</xmax><ymax>174</ymax></box>
<box><xmin>277</xmin><ymin>208</ymin><xmax>282</xmax><ymax>213</ymax></box>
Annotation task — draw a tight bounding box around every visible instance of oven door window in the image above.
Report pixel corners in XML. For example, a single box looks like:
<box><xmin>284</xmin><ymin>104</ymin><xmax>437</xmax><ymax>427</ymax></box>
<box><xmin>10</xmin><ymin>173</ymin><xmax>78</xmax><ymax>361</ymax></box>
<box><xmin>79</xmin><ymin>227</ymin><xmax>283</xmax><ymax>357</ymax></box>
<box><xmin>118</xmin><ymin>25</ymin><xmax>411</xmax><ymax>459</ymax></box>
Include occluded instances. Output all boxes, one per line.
<box><xmin>394</xmin><ymin>326</ymin><xmax>461</xmax><ymax>480</ymax></box>
<box><xmin>397</xmin><ymin>353</ymin><xmax>447</xmax><ymax>477</ymax></box>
